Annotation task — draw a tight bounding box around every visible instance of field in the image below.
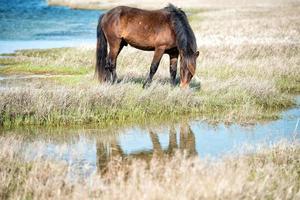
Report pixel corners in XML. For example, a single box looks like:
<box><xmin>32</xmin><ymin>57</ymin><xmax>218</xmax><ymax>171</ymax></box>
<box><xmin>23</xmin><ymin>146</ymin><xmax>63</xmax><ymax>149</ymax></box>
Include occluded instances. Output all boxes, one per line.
<box><xmin>0</xmin><ymin>3</ymin><xmax>299</xmax><ymax>127</ymax></box>
<box><xmin>1</xmin><ymin>1</ymin><xmax>300</xmax><ymax>199</ymax></box>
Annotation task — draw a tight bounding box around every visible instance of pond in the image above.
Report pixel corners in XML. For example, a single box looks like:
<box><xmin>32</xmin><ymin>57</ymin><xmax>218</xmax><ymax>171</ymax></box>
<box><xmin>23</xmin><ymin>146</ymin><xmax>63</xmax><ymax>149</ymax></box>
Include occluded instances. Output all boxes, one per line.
<box><xmin>1</xmin><ymin>97</ymin><xmax>299</xmax><ymax>177</ymax></box>
<box><xmin>0</xmin><ymin>0</ymin><xmax>99</xmax><ymax>53</ymax></box>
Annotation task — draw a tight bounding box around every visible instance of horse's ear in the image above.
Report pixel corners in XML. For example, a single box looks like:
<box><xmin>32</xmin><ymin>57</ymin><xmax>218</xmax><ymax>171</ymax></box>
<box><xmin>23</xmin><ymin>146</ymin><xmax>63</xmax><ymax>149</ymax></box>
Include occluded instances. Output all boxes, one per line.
<box><xmin>195</xmin><ymin>51</ymin><xmax>199</xmax><ymax>58</ymax></box>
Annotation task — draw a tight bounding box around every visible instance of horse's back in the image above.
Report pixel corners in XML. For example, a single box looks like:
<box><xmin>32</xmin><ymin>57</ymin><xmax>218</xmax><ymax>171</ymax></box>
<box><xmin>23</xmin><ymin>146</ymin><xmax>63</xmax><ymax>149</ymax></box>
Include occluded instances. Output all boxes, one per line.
<box><xmin>101</xmin><ymin>6</ymin><xmax>177</xmax><ymax>50</ymax></box>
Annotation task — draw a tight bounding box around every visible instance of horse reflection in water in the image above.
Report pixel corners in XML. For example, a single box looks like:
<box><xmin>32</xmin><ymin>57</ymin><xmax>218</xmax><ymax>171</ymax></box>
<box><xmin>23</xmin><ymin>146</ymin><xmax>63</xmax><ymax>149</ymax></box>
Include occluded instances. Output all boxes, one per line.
<box><xmin>96</xmin><ymin>123</ymin><xmax>196</xmax><ymax>174</ymax></box>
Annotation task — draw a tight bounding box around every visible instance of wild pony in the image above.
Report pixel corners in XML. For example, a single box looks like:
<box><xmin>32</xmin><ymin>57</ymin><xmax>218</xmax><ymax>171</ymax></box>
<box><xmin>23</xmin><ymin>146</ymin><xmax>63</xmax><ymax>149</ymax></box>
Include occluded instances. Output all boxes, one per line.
<box><xmin>95</xmin><ymin>4</ymin><xmax>199</xmax><ymax>88</ymax></box>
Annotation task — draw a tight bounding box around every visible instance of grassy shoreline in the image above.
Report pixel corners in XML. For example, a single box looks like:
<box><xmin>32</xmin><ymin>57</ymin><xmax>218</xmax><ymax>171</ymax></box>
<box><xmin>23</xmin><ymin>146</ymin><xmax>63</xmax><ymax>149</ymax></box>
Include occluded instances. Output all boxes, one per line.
<box><xmin>0</xmin><ymin>47</ymin><xmax>297</xmax><ymax>127</ymax></box>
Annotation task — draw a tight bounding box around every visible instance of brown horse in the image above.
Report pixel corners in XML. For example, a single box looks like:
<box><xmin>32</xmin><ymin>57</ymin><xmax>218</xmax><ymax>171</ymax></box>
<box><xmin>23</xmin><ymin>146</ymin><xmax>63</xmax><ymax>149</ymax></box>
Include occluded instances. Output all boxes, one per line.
<box><xmin>95</xmin><ymin>4</ymin><xmax>199</xmax><ymax>88</ymax></box>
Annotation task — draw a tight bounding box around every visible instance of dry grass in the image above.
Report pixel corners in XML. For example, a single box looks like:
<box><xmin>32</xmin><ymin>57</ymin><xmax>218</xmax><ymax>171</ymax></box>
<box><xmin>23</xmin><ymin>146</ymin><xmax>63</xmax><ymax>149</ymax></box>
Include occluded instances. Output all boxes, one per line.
<box><xmin>0</xmin><ymin>83</ymin><xmax>205</xmax><ymax>126</ymax></box>
<box><xmin>0</xmin><ymin>136</ymin><xmax>299</xmax><ymax>199</ymax></box>
<box><xmin>0</xmin><ymin>65</ymin><xmax>294</xmax><ymax>126</ymax></box>
<box><xmin>0</xmin><ymin>4</ymin><xmax>299</xmax><ymax>126</ymax></box>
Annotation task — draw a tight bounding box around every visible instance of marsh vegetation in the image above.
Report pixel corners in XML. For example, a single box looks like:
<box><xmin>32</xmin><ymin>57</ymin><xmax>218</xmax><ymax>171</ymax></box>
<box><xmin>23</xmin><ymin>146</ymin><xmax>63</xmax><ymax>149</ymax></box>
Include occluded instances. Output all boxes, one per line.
<box><xmin>1</xmin><ymin>1</ymin><xmax>300</xmax><ymax>199</ymax></box>
<box><xmin>1</xmin><ymin>3</ymin><xmax>300</xmax><ymax>126</ymax></box>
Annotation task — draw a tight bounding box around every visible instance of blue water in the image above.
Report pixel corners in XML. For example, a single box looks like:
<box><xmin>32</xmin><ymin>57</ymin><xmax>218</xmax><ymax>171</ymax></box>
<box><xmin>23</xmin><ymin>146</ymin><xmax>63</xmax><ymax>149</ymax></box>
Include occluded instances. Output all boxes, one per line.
<box><xmin>0</xmin><ymin>0</ymin><xmax>100</xmax><ymax>53</ymax></box>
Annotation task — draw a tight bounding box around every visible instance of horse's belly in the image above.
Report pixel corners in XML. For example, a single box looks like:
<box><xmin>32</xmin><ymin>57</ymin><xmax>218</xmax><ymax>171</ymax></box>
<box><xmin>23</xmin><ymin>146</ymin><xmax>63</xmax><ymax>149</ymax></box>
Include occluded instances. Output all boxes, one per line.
<box><xmin>122</xmin><ymin>26</ymin><xmax>175</xmax><ymax>51</ymax></box>
<box><xmin>125</xmin><ymin>39</ymin><xmax>155</xmax><ymax>51</ymax></box>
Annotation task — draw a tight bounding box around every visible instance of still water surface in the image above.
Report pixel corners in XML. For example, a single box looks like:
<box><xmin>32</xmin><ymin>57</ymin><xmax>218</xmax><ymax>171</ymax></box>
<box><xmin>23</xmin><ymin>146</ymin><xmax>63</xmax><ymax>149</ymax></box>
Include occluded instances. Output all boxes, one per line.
<box><xmin>0</xmin><ymin>0</ymin><xmax>99</xmax><ymax>53</ymax></box>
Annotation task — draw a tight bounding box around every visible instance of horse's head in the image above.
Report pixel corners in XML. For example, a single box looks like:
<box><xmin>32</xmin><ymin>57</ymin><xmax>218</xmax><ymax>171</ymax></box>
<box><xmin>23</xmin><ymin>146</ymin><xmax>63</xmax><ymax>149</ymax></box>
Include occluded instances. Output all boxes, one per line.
<box><xmin>180</xmin><ymin>51</ymin><xmax>199</xmax><ymax>88</ymax></box>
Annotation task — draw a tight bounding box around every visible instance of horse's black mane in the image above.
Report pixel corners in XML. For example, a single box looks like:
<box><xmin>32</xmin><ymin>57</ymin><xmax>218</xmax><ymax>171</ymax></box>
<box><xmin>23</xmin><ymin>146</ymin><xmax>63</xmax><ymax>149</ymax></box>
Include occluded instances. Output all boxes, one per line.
<box><xmin>165</xmin><ymin>4</ymin><xmax>197</xmax><ymax>57</ymax></box>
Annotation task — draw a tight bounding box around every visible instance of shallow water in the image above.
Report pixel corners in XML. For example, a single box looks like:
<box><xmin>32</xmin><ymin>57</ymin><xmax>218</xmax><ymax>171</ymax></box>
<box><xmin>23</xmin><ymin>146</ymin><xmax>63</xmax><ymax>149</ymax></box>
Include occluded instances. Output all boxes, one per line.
<box><xmin>0</xmin><ymin>0</ymin><xmax>99</xmax><ymax>53</ymax></box>
<box><xmin>0</xmin><ymin>40</ymin><xmax>95</xmax><ymax>54</ymax></box>
<box><xmin>1</xmin><ymin>97</ymin><xmax>299</xmax><ymax>177</ymax></box>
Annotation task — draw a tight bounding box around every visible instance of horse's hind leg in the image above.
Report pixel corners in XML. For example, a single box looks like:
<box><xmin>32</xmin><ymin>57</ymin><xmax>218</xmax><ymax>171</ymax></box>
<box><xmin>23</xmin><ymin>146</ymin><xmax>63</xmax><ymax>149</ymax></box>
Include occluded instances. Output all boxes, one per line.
<box><xmin>143</xmin><ymin>47</ymin><xmax>165</xmax><ymax>88</ymax></box>
<box><xmin>169</xmin><ymin>51</ymin><xmax>179</xmax><ymax>86</ymax></box>
<box><xmin>106</xmin><ymin>38</ymin><xmax>124</xmax><ymax>83</ymax></box>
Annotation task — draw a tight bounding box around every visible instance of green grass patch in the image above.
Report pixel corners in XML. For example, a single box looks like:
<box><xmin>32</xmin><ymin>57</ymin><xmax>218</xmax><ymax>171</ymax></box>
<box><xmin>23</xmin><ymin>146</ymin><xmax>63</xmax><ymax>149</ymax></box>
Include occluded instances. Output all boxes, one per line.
<box><xmin>0</xmin><ymin>48</ymin><xmax>94</xmax><ymax>75</ymax></box>
<box><xmin>52</xmin><ymin>75</ymin><xmax>89</xmax><ymax>85</ymax></box>
<box><xmin>0</xmin><ymin>64</ymin><xmax>89</xmax><ymax>75</ymax></box>
<box><xmin>276</xmin><ymin>75</ymin><xmax>300</xmax><ymax>94</ymax></box>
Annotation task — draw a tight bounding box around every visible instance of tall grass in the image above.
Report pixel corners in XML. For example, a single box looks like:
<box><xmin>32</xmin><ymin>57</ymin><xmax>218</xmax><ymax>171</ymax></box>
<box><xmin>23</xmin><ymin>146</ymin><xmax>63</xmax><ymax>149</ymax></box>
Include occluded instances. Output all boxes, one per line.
<box><xmin>0</xmin><ymin>83</ymin><xmax>200</xmax><ymax>126</ymax></box>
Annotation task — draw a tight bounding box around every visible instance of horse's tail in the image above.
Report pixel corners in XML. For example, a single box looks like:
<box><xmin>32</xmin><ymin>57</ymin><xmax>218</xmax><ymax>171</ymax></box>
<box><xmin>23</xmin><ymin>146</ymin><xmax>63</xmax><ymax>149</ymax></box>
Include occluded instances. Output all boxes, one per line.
<box><xmin>95</xmin><ymin>14</ymin><xmax>107</xmax><ymax>82</ymax></box>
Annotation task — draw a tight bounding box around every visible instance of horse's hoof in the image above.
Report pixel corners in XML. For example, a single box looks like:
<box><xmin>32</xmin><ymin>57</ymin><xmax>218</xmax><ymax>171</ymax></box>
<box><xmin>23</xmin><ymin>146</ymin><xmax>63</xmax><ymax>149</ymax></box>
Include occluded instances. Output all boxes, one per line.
<box><xmin>143</xmin><ymin>82</ymin><xmax>151</xmax><ymax>89</ymax></box>
<box><xmin>170</xmin><ymin>81</ymin><xmax>177</xmax><ymax>87</ymax></box>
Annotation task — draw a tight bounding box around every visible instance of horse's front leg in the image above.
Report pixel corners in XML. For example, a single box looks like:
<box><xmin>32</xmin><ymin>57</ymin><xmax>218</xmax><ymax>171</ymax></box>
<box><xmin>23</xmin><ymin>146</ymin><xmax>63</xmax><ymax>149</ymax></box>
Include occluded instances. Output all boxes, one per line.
<box><xmin>143</xmin><ymin>47</ymin><xmax>165</xmax><ymax>88</ymax></box>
